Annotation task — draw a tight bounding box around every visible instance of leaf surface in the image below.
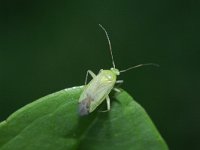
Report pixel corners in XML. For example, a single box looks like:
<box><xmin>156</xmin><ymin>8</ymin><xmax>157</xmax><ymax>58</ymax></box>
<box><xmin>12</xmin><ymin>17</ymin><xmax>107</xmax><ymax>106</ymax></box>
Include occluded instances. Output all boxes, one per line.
<box><xmin>0</xmin><ymin>86</ymin><xmax>168</xmax><ymax>150</ymax></box>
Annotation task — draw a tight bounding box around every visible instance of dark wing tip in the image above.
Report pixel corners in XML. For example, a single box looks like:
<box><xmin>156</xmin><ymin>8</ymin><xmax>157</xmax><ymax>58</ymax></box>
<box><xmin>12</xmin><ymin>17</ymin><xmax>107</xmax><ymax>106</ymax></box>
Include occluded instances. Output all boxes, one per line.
<box><xmin>79</xmin><ymin>104</ymin><xmax>89</xmax><ymax>116</ymax></box>
<box><xmin>78</xmin><ymin>95</ymin><xmax>92</xmax><ymax>116</ymax></box>
<box><xmin>78</xmin><ymin>101</ymin><xmax>89</xmax><ymax>116</ymax></box>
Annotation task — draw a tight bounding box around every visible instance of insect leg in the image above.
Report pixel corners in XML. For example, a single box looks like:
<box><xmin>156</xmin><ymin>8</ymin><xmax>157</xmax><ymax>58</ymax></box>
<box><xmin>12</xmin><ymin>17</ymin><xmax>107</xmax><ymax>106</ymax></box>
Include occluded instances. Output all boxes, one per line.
<box><xmin>114</xmin><ymin>80</ymin><xmax>123</xmax><ymax>91</ymax></box>
<box><xmin>98</xmin><ymin>96</ymin><xmax>110</xmax><ymax>113</ymax></box>
<box><xmin>85</xmin><ymin>70</ymin><xmax>96</xmax><ymax>85</ymax></box>
<box><xmin>106</xmin><ymin>96</ymin><xmax>111</xmax><ymax>111</ymax></box>
<box><xmin>113</xmin><ymin>88</ymin><xmax>121</xmax><ymax>92</ymax></box>
<box><xmin>116</xmin><ymin>80</ymin><xmax>123</xmax><ymax>84</ymax></box>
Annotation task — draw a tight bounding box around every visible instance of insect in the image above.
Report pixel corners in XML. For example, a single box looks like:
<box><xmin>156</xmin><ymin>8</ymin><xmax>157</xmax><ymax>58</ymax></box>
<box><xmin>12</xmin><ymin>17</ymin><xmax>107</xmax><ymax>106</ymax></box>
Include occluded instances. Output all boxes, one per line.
<box><xmin>78</xmin><ymin>24</ymin><xmax>158</xmax><ymax>116</ymax></box>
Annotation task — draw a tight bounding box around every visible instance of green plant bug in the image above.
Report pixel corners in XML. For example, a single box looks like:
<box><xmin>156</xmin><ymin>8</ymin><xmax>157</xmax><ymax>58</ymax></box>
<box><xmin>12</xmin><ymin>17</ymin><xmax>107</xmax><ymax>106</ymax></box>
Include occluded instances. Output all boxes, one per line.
<box><xmin>78</xmin><ymin>24</ymin><xmax>159</xmax><ymax>116</ymax></box>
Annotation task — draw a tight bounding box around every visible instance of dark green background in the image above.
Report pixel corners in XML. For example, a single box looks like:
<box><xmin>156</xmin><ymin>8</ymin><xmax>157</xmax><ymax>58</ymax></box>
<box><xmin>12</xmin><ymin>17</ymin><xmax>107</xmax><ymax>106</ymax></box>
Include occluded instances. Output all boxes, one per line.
<box><xmin>0</xmin><ymin>0</ymin><xmax>199</xmax><ymax>149</ymax></box>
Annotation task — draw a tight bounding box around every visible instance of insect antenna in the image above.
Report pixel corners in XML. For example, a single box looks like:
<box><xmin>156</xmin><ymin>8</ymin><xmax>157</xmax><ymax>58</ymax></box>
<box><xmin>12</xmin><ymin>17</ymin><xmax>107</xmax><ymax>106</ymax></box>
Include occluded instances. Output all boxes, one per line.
<box><xmin>120</xmin><ymin>63</ymin><xmax>159</xmax><ymax>73</ymax></box>
<box><xmin>99</xmin><ymin>24</ymin><xmax>116</xmax><ymax>69</ymax></box>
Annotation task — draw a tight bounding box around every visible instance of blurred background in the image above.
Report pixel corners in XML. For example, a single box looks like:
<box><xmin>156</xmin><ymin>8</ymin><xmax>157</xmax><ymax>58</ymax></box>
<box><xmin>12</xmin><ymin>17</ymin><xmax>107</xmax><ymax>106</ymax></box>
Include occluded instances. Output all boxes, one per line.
<box><xmin>0</xmin><ymin>0</ymin><xmax>199</xmax><ymax>149</ymax></box>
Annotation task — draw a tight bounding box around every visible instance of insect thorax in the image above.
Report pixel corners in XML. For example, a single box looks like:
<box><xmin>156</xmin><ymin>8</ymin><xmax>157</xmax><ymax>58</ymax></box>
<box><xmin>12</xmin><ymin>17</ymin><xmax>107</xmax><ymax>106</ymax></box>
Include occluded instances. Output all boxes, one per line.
<box><xmin>99</xmin><ymin>70</ymin><xmax>117</xmax><ymax>82</ymax></box>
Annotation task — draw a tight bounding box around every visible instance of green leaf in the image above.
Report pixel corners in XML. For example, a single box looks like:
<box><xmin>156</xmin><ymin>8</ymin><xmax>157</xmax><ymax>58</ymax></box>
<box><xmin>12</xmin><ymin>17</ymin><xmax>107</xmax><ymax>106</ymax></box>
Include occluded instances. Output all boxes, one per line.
<box><xmin>0</xmin><ymin>86</ymin><xmax>168</xmax><ymax>150</ymax></box>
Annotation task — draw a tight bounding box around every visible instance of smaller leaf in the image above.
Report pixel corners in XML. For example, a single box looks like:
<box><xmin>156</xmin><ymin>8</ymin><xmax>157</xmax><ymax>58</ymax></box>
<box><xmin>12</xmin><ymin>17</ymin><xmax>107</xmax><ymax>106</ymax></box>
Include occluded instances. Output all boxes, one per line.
<box><xmin>0</xmin><ymin>86</ymin><xmax>168</xmax><ymax>150</ymax></box>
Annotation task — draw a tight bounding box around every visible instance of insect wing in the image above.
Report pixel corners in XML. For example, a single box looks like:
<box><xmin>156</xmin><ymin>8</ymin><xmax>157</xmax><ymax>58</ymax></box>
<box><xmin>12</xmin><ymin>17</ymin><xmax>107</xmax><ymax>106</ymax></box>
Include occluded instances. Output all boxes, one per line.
<box><xmin>89</xmin><ymin>79</ymin><xmax>114</xmax><ymax>112</ymax></box>
<box><xmin>79</xmin><ymin>71</ymin><xmax>116</xmax><ymax>115</ymax></box>
<box><xmin>87</xmin><ymin>73</ymin><xmax>115</xmax><ymax>112</ymax></box>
